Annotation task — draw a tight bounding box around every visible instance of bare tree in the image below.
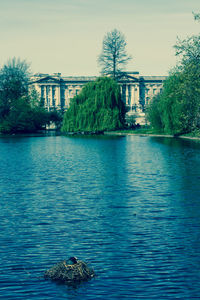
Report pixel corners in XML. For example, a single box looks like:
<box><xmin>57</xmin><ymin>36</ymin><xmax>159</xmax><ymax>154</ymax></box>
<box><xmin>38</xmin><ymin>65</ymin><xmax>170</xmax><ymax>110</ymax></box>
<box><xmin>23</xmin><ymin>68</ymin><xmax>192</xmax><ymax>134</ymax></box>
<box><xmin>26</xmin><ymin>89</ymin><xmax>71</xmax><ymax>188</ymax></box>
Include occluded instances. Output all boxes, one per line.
<box><xmin>98</xmin><ymin>29</ymin><xmax>132</xmax><ymax>78</ymax></box>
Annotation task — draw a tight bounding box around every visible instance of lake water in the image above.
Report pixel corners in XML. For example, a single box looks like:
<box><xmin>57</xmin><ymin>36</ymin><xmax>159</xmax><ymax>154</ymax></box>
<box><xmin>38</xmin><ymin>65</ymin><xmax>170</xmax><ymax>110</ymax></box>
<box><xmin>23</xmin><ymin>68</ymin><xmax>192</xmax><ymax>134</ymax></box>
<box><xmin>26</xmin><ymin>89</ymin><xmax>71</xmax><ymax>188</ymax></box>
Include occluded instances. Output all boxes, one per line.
<box><xmin>0</xmin><ymin>134</ymin><xmax>200</xmax><ymax>299</ymax></box>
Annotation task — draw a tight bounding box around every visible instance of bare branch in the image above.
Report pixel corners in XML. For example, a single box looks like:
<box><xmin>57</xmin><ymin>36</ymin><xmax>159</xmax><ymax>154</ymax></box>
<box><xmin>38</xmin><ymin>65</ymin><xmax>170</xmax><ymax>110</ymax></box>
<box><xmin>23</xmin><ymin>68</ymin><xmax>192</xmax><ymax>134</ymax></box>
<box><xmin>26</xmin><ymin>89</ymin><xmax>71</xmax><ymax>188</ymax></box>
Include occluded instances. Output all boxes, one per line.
<box><xmin>98</xmin><ymin>29</ymin><xmax>132</xmax><ymax>78</ymax></box>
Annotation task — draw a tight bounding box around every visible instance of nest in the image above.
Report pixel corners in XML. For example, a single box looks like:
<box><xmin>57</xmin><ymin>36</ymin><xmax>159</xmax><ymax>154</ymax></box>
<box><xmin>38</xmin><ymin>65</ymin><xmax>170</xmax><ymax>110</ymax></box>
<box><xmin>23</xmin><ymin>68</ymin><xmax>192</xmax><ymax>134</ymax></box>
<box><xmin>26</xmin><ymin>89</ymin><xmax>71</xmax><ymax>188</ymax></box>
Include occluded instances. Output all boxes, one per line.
<box><xmin>44</xmin><ymin>258</ymin><xmax>95</xmax><ymax>284</ymax></box>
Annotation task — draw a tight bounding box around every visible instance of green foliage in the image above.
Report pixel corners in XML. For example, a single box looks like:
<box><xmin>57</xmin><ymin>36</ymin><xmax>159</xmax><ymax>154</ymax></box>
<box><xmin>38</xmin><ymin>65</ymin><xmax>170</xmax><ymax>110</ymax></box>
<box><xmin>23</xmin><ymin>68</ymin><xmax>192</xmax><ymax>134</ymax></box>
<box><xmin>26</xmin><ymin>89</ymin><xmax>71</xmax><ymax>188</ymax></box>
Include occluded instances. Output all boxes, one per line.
<box><xmin>0</xmin><ymin>96</ymin><xmax>50</xmax><ymax>134</ymax></box>
<box><xmin>146</xmin><ymin>94</ymin><xmax>163</xmax><ymax>132</ymax></box>
<box><xmin>0</xmin><ymin>58</ymin><xmax>30</xmax><ymax>118</ymax></box>
<box><xmin>147</xmin><ymin>13</ymin><xmax>200</xmax><ymax>136</ymax></box>
<box><xmin>193</xmin><ymin>12</ymin><xmax>200</xmax><ymax>22</ymax></box>
<box><xmin>147</xmin><ymin>65</ymin><xmax>200</xmax><ymax>135</ymax></box>
<box><xmin>174</xmin><ymin>35</ymin><xmax>200</xmax><ymax>68</ymax></box>
<box><xmin>0</xmin><ymin>57</ymin><xmax>53</xmax><ymax>134</ymax></box>
<box><xmin>61</xmin><ymin>77</ymin><xmax>126</xmax><ymax>132</ymax></box>
<box><xmin>174</xmin><ymin>13</ymin><xmax>200</xmax><ymax>68</ymax></box>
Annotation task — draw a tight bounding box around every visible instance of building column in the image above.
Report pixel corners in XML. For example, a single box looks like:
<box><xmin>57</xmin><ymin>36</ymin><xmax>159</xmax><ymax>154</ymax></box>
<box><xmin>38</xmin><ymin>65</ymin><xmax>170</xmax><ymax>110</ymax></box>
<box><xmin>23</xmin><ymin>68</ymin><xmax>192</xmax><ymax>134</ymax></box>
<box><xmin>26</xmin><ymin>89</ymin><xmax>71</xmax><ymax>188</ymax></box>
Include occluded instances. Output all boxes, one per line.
<box><xmin>55</xmin><ymin>85</ymin><xmax>61</xmax><ymax>108</ymax></box>
<box><xmin>42</xmin><ymin>85</ymin><xmax>46</xmax><ymax>107</ymax></box>
<box><xmin>49</xmin><ymin>85</ymin><xmax>53</xmax><ymax>109</ymax></box>
<box><xmin>127</xmin><ymin>85</ymin><xmax>130</xmax><ymax>106</ymax></box>
<box><xmin>134</xmin><ymin>85</ymin><xmax>140</xmax><ymax>110</ymax></box>
<box><xmin>45</xmin><ymin>85</ymin><xmax>50</xmax><ymax>110</ymax></box>
<box><xmin>130</xmin><ymin>85</ymin><xmax>135</xmax><ymax>110</ymax></box>
<box><xmin>65</xmin><ymin>87</ymin><xmax>69</xmax><ymax>107</ymax></box>
<box><xmin>125</xmin><ymin>85</ymin><xmax>129</xmax><ymax>106</ymax></box>
<box><xmin>52</xmin><ymin>86</ymin><xmax>56</xmax><ymax>107</ymax></box>
<box><xmin>120</xmin><ymin>84</ymin><xmax>125</xmax><ymax>104</ymax></box>
<box><xmin>60</xmin><ymin>85</ymin><xmax>65</xmax><ymax>109</ymax></box>
<box><xmin>51</xmin><ymin>86</ymin><xmax>54</xmax><ymax>108</ymax></box>
<box><xmin>40</xmin><ymin>85</ymin><xmax>44</xmax><ymax>106</ymax></box>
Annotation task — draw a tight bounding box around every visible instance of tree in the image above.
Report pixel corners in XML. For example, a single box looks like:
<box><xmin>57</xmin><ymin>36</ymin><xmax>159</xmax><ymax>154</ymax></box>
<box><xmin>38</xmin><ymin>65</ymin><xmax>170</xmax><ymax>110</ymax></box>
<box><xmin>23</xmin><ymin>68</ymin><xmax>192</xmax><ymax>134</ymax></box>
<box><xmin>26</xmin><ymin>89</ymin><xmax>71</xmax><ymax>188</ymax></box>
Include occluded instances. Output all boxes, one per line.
<box><xmin>61</xmin><ymin>77</ymin><xmax>126</xmax><ymax>133</ymax></box>
<box><xmin>174</xmin><ymin>35</ymin><xmax>200</xmax><ymax>67</ymax></box>
<box><xmin>193</xmin><ymin>12</ymin><xmax>200</xmax><ymax>22</ymax></box>
<box><xmin>98</xmin><ymin>29</ymin><xmax>132</xmax><ymax>78</ymax></box>
<box><xmin>146</xmin><ymin>94</ymin><xmax>163</xmax><ymax>132</ymax></box>
<box><xmin>0</xmin><ymin>96</ymin><xmax>50</xmax><ymax>133</ymax></box>
<box><xmin>0</xmin><ymin>57</ymin><xmax>30</xmax><ymax>119</ymax></box>
<box><xmin>147</xmin><ymin>13</ymin><xmax>200</xmax><ymax>136</ymax></box>
<box><xmin>0</xmin><ymin>57</ymin><xmax>57</xmax><ymax>133</ymax></box>
<box><xmin>147</xmin><ymin>65</ymin><xmax>200</xmax><ymax>135</ymax></box>
<box><xmin>174</xmin><ymin>13</ymin><xmax>200</xmax><ymax>68</ymax></box>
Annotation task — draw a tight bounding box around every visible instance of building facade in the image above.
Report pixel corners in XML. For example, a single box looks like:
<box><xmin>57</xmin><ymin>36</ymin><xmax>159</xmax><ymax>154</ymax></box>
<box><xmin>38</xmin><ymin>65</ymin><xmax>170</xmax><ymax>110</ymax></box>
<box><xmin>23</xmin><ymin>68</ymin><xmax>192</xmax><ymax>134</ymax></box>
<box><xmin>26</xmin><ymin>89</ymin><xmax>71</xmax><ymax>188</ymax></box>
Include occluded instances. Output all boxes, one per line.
<box><xmin>31</xmin><ymin>72</ymin><xmax>166</xmax><ymax>118</ymax></box>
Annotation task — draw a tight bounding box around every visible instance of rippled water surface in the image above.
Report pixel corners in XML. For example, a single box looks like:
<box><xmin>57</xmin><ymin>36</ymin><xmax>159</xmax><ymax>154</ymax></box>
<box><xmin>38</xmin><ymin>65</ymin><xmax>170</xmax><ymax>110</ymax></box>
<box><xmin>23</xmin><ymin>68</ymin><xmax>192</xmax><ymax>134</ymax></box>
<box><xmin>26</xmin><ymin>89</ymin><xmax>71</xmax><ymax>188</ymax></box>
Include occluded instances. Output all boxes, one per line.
<box><xmin>1</xmin><ymin>135</ymin><xmax>200</xmax><ymax>299</ymax></box>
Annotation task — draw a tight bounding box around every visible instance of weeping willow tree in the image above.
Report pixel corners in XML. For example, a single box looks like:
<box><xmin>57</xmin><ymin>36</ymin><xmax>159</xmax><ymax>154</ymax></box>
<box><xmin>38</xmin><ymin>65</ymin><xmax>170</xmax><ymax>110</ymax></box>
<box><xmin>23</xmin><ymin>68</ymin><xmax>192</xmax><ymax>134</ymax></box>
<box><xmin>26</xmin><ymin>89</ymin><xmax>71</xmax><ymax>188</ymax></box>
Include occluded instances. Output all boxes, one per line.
<box><xmin>61</xmin><ymin>77</ymin><xmax>126</xmax><ymax>133</ymax></box>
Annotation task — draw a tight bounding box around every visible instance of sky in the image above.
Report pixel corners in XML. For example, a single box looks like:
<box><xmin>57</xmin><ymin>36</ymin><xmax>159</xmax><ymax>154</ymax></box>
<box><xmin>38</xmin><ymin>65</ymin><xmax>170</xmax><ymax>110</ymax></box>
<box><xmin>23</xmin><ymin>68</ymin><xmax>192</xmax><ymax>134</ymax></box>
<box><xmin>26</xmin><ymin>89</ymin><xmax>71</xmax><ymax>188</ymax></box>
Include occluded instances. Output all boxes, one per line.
<box><xmin>0</xmin><ymin>0</ymin><xmax>200</xmax><ymax>76</ymax></box>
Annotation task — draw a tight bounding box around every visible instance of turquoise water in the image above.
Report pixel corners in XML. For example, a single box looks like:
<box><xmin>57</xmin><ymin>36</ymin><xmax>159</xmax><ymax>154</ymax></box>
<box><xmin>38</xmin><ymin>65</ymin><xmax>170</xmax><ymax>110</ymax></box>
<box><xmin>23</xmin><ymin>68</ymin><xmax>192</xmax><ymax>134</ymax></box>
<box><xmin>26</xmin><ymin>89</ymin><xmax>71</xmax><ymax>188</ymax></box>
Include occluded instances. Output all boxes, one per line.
<box><xmin>0</xmin><ymin>135</ymin><xmax>200</xmax><ymax>299</ymax></box>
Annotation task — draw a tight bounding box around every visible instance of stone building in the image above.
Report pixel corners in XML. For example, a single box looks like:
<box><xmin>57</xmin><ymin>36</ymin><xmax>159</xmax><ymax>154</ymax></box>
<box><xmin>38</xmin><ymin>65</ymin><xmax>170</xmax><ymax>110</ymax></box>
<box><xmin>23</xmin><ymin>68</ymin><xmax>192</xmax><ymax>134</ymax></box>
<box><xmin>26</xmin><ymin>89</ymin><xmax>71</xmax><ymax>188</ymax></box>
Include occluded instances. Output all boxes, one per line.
<box><xmin>31</xmin><ymin>72</ymin><xmax>166</xmax><ymax>124</ymax></box>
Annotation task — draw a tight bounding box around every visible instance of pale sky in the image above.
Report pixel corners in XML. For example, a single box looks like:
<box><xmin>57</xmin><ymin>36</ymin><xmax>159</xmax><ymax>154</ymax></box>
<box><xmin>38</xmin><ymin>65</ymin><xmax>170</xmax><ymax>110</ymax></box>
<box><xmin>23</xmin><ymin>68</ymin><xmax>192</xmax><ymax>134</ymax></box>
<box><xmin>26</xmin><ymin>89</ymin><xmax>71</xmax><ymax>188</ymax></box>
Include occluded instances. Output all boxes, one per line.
<box><xmin>0</xmin><ymin>0</ymin><xmax>200</xmax><ymax>76</ymax></box>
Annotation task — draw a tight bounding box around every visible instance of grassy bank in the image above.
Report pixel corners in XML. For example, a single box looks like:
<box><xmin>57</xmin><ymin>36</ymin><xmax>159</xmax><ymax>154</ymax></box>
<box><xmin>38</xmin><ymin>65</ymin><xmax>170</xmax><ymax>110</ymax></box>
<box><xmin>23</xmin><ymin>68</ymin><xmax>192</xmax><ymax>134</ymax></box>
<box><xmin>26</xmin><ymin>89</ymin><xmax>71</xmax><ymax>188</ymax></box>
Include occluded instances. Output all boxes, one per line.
<box><xmin>115</xmin><ymin>127</ymin><xmax>165</xmax><ymax>135</ymax></box>
<box><xmin>105</xmin><ymin>127</ymin><xmax>200</xmax><ymax>140</ymax></box>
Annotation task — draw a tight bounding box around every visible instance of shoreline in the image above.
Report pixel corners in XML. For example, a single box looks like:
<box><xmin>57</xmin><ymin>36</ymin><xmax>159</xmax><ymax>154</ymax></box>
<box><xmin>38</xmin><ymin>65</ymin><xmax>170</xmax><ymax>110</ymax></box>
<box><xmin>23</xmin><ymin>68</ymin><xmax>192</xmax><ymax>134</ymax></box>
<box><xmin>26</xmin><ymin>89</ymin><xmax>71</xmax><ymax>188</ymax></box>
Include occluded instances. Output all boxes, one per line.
<box><xmin>104</xmin><ymin>131</ymin><xmax>200</xmax><ymax>141</ymax></box>
<box><xmin>1</xmin><ymin>129</ymin><xmax>200</xmax><ymax>141</ymax></box>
